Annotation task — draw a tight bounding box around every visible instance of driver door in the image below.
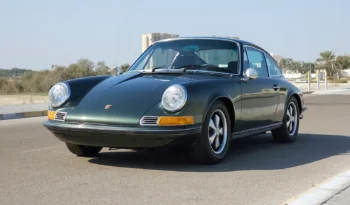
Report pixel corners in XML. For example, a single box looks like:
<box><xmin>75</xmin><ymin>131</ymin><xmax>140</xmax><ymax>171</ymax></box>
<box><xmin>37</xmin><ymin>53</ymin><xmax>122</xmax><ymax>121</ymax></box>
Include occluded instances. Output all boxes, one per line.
<box><xmin>240</xmin><ymin>46</ymin><xmax>279</xmax><ymax>130</ymax></box>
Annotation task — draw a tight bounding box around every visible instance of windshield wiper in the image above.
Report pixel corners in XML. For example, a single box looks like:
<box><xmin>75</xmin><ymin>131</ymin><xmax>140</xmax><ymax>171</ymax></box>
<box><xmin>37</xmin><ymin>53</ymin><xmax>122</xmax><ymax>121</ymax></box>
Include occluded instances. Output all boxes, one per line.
<box><xmin>151</xmin><ymin>65</ymin><xmax>170</xmax><ymax>72</ymax></box>
<box><xmin>150</xmin><ymin>64</ymin><xmax>208</xmax><ymax>73</ymax></box>
<box><xmin>173</xmin><ymin>64</ymin><xmax>209</xmax><ymax>72</ymax></box>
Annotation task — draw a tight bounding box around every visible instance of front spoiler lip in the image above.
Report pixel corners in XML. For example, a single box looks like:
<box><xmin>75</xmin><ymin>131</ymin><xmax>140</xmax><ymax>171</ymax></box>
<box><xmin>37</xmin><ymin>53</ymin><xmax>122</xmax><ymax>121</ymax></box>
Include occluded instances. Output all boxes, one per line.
<box><xmin>43</xmin><ymin>120</ymin><xmax>202</xmax><ymax>136</ymax></box>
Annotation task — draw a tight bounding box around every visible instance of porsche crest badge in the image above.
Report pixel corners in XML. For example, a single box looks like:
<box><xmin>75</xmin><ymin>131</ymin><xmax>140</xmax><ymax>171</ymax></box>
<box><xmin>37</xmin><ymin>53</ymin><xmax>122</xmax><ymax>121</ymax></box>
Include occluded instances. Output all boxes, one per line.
<box><xmin>104</xmin><ymin>104</ymin><xmax>112</xmax><ymax>110</ymax></box>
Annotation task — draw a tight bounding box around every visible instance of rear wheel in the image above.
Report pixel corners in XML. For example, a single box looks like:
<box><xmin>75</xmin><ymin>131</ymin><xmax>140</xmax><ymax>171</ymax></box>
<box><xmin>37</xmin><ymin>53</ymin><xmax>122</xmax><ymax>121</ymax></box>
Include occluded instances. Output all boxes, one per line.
<box><xmin>65</xmin><ymin>142</ymin><xmax>102</xmax><ymax>157</ymax></box>
<box><xmin>191</xmin><ymin>101</ymin><xmax>231</xmax><ymax>164</ymax></box>
<box><xmin>272</xmin><ymin>96</ymin><xmax>300</xmax><ymax>143</ymax></box>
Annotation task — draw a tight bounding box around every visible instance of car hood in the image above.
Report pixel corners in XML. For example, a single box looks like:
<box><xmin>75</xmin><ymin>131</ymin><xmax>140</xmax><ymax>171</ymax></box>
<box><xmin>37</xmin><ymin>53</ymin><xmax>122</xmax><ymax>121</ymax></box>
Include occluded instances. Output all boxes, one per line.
<box><xmin>64</xmin><ymin>71</ymin><xmax>208</xmax><ymax>125</ymax></box>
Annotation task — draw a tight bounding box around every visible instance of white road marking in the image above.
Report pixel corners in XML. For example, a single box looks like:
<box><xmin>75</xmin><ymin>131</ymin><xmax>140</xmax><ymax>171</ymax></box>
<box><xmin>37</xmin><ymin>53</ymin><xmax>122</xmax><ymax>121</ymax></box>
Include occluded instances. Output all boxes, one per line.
<box><xmin>286</xmin><ymin>169</ymin><xmax>350</xmax><ymax>205</ymax></box>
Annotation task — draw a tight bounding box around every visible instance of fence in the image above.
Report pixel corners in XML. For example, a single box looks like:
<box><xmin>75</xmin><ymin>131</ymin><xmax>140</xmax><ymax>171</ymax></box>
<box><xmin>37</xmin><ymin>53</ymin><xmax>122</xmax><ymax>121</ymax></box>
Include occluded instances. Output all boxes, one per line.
<box><xmin>284</xmin><ymin>70</ymin><xmax>350</xmax><ymax>92</ymax></box>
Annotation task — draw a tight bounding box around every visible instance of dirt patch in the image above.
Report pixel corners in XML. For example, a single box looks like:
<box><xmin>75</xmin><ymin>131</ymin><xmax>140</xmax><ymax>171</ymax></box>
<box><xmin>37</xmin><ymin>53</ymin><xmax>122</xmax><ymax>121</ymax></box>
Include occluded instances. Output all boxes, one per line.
<box><xmin>0</xmin><ymin>95</ymin><xmax>48</xmax><ymax>106</ymax></box>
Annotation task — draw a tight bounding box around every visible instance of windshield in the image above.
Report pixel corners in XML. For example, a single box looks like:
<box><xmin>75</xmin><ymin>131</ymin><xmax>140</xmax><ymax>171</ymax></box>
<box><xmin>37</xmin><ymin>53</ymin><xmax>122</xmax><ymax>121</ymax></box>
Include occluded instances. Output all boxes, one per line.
<box><xmin>128</xmin><ymin>39</ymin><xmax>240</xmax><ymax>74</ymax></box>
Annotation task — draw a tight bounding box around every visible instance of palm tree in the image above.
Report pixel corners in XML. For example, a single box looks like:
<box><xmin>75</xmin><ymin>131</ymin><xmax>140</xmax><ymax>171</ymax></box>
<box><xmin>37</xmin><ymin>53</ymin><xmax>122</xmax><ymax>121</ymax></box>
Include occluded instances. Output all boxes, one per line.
<box><xmin>316</xmin><ymin>51</ymin><xmax>336</xmax><ymax>77</ymax></box>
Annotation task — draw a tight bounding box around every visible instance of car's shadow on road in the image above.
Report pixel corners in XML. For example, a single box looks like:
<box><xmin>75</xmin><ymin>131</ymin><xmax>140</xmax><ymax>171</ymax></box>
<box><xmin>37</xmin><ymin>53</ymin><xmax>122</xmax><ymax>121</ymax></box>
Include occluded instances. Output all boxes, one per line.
<box><xmin>88</xmin><ymin>133</ymin><xmax>350</xmax><ymax>172</ymax></box>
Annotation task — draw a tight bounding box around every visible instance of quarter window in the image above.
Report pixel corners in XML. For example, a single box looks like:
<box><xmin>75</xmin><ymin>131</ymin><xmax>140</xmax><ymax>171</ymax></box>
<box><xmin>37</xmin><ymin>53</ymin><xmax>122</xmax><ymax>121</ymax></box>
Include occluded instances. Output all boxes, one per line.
<box><xmin>245</xmin><ymin>47</ymin><xmax>269</xmax><ymax>77</ymax></box>
<box><xmin>265</xmin><ymin>54</ymin><xmax>282</xmax><ymax>76</ymax></box>
<box><xmin>243</xmin><ymin>50</ymin><xmax>250</xmax><ymax>74</ymax></box>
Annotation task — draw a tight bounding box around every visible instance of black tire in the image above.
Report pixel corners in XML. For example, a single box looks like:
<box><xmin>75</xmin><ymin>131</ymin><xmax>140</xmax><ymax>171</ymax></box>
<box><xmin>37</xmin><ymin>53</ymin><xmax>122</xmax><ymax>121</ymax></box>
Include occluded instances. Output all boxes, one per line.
<box><xmin>271</xmin><ymin>96</ymin><xmax>300</xmax><ymax>143</ymax></box>
<box><xmin>65</xmin><ymin>142</ymin><xmax>102</xmax><ymax>157</ymax></box>
<box><xmin>191</xmin><ymin>101</ymin><xmax>232</xmax><ymax>164</ymax></box>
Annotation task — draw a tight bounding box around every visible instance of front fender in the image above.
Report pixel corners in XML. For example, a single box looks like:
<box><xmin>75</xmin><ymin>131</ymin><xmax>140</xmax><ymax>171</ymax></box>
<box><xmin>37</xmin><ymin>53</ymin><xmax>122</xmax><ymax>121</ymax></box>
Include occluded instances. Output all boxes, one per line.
<box><xmin>49</xmin><ymin>75</ymin><xmax>112</xmax><ymax>111</ymax></box>
<box><xmin>143</xmin><ymin>79</ymin><xmax>241</xmax><ymax>125</ymax></box>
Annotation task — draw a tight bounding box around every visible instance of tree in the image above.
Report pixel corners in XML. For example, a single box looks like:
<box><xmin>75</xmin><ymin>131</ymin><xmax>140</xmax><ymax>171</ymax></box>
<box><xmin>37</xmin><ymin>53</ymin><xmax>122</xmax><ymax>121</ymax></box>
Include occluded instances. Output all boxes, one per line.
<box><xmin>120</xmin><ymin>63</ymin><xmax>130</xmax><ymax>72</ymax></box>
<box><xmin>66</xmin><ymin>59</ymin><xmax>95</xmax><ymax>78</ymax></box>
<box><xmin>316</xmin><ymin>50</ymin><xmax>336</xmax><ymax>77</ymax></box>
<box><xmin>334</xmin><ymin>55</ymin><xmax>350</xmax><ymax>70</ymax></box>
<box><xmin>278</xmin><ymin>58</ymin><xmax>293</xmax><ymax>72</ymax></box>
<box><xmin>95</xmin><ymin>61</ymin><xmax>110</xmax><ymax>75</ymax></box>
<box><xmin>302</xmin><ymin>62</ymin><xmax>315</xmax><ymax>73</ymax></box>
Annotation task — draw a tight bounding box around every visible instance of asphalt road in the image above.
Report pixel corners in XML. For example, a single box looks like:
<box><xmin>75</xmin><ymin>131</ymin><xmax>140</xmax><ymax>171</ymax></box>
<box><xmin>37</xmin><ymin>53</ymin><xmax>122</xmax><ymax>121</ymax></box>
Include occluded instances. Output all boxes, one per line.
<box><xmin>1</xmin><ymin>94</ymin><xmax>350</xmax><ymax>205</ymax></box>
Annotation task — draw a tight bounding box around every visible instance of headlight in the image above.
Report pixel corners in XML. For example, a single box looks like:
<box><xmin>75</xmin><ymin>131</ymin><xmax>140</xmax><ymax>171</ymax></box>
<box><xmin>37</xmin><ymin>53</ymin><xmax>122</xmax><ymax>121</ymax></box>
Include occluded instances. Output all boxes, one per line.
<box><xmin>48</xmin><ymin>82</ymin><xmax>70</xmax><ymax>107</ymax></box>
<box><xmin>161</xmin><ymin>85</ymin><xmax>187</xmax><ymax>112</ymax></box>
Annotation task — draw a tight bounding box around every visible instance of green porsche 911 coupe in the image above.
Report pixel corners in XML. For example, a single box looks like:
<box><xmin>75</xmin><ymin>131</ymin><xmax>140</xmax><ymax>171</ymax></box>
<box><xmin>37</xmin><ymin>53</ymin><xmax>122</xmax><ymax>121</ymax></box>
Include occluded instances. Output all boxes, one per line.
<box><xmin>44</xmin><ymin>37</ymin><xmax>307</xmax><ymax>164</ymax></box>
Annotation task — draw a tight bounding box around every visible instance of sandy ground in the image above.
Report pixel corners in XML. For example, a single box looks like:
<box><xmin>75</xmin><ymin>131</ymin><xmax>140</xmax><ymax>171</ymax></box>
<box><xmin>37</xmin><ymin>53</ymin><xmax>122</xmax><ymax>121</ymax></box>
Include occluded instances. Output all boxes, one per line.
<box><xmin>0</xmin><ymin>95</ymin><xmax>48</xmax><ymax>106</ymax></box>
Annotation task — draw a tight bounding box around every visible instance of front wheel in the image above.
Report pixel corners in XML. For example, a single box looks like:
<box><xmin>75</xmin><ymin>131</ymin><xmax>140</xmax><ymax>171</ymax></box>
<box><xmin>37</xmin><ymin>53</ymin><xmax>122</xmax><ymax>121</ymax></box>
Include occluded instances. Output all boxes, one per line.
<box><xmin>191</xmin><ymin>101</ymin><xmax>231</xmax><ymax>164</ymax></box>
<box><xmin>271</xmin><ymin>96</ymin><xmax>300</xmax><ymax>143</ymax></box>
<box><xmin>65</xmin><ymin>143</ymin><xmax>102</xmax><ymax>157</ymax></box>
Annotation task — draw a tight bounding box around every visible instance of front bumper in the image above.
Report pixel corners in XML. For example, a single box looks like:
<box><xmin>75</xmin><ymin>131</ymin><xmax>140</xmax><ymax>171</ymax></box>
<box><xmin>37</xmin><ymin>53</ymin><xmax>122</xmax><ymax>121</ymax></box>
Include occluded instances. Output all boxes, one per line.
<box><xmin>43</xmin><ymin>120</ymin><xmax>201</xmax><ymax>148</ymax></box>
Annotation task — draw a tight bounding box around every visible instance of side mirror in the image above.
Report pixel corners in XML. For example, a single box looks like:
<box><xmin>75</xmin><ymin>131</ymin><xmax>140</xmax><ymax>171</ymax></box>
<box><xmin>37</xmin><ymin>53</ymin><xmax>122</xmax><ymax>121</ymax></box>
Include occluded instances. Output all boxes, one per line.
<box><xmin>110</xmin><ymin>67</ymin><xmax>124</xmax><ymax>75</ymax></box>
<box><xmin>245</xmin><ymin>68</ymin><xmax>258</xmax><ymax>80</ymax></box>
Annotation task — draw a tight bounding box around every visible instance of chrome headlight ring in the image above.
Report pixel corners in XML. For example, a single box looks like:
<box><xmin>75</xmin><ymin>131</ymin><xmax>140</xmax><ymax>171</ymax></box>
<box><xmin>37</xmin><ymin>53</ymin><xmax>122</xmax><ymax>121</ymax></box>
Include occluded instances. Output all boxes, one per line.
<box><xmin>161</xmin><ymin>84</ymin><xmax>187</xmax><ymax>112</ymax></box>
<box><xmin>48</xmin><ymin>82</ymin><xmax>71</xmax><ymax>108</ymax></box>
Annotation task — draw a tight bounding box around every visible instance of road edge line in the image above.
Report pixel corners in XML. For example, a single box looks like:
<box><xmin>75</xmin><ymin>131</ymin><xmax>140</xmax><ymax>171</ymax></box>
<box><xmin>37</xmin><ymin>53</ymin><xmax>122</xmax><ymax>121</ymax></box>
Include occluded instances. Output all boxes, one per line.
<box><xmin>286</xmin><ymin>169</ymin><xmax>350</xmax><ymax>205</ymax></box>
<box><xmin>0</xmin><ymin>110</ymin><xmax>47</xmax><ymax>121</ymax></box>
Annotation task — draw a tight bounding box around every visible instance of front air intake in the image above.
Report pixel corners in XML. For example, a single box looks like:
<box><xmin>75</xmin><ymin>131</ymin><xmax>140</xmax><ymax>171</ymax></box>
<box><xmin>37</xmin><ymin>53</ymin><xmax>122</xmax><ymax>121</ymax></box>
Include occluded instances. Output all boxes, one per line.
<box><xmin>140</xmin><ymin>116</ymin><xmax>159</xmax><ymax>126</ymax></box>
<box><xmin>54</xmin><ymin>112</ymin><xmax>67</xmax><ymax>121</ymax></box>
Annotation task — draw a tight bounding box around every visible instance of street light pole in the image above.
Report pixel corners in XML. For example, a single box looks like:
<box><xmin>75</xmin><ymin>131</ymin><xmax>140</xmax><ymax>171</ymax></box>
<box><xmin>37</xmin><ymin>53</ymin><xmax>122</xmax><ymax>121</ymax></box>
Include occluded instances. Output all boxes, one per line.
<box><xmin>325</xmin><ymin>69</ymin><xmax>328</xmax><ymax>90</ymax></box>
<box><xmin>308</xmin><ymin>64</ymin><xmax>311</xmax><ymax>91</ymax></box>
<box><xmin>316</xmin><ymin>69</ymin><xmax>320</xmax><ymax>90</ymax></box>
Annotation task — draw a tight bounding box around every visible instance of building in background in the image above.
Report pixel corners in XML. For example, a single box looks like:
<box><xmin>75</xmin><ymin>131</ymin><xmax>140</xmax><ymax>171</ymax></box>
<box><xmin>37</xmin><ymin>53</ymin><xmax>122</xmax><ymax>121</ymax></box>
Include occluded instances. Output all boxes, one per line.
<box><xmin>211</xmin><ymin>35</ymin><xmax>240</xmax><ymax>39</ymax></box>
<box><xmin>141</xmin><ymin>33</ymin><xmax>179</xmax><ymax>52</ymax></box>
<box><xmin>270</xmin><ymin>53</ymin><xmax>283</xmax><ymax>63</ymax></box>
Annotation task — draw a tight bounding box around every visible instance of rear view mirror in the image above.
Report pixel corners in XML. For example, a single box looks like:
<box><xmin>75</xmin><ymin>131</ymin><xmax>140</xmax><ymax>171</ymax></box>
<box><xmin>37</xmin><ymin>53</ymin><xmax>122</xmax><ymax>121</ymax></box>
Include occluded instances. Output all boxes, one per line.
<box><xmin>110</xmin><ymin>67</ymin><xmax>124</xmax><ymax>75</ymax></box>
<box><xmin>245</xmin><ymin>68</ymin><xmax>258</xmax><ymax>80</ymax></box>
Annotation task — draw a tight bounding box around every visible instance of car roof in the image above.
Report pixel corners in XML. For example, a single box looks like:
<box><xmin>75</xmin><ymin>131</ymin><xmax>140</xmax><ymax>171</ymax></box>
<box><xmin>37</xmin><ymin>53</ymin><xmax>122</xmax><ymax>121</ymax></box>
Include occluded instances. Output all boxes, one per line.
<box><xmin>156</xmin><ymin>36</ymin><xmax>265</xmax><ymax>50</ymax></box>
<box><xmin>155</xmin><ymin>36</ymin><xmax>271</xmax><ymax>56</ymax></box>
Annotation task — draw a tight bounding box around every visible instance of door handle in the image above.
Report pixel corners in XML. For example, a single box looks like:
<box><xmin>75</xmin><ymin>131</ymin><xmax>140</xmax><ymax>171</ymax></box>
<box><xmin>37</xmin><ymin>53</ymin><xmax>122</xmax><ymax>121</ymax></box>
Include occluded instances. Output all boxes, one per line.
<box><xmin>273</xmin><ymin>85</ymin><xmax>280</xmax><ymax>90</ymax></box>
<box><xmin>240</xmin><ymin>77</ymin><xmax>248</xmax><ymax>83</ymax></box>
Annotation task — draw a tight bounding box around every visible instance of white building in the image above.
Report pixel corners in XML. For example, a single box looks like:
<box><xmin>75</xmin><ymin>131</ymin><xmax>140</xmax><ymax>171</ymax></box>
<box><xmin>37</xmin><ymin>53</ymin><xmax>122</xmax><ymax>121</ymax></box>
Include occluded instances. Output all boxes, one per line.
<box><xmin>270</xmin><ymin>53</ymin><xmax>283</xmax><ymax>62</ymax></box>
<box><xmin>211</xmin><ymin>35</ymin><xmax>240</xmax><ymax>39</ymax></box>
<box><xmin>142</xmin><ymin>33</ymin><xmax>179</xmax><ymax>52</ymax></box>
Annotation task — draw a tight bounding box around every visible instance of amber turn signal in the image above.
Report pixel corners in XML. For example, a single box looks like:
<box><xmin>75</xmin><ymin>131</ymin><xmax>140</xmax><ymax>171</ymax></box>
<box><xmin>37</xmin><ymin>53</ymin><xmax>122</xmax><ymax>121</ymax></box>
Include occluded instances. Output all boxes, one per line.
<box><xmin>158</xmin><ymin>116</ymin><xmax>194</xmax><ymax>126</ymax></box>
<box><xmin>48</xmin><ymin>110</ymin><xmax>56</xmax><ymax>120</ymax></box>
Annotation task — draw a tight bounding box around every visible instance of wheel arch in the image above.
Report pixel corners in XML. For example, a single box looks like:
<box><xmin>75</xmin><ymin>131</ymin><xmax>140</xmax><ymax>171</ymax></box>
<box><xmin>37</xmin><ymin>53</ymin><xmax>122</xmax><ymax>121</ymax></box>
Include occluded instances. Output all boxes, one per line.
<box><xmin>286</xmin><ymin>92</ymin><xmax>303</xmax><ymax>114</ymax></box>
<box><xmin>203</xmin><ymin>96</ymin><xmax>236</xmax><ymax>132</ymax></box>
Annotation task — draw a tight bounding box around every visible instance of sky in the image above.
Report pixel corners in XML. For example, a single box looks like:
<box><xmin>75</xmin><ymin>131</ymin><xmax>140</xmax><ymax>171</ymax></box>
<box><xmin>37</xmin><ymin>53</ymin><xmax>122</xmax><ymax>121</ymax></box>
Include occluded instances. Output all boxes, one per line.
<box><xmin>1</xmin><ymin>0</ymin><xmax>349</xmax><ymax>70</ymax></box>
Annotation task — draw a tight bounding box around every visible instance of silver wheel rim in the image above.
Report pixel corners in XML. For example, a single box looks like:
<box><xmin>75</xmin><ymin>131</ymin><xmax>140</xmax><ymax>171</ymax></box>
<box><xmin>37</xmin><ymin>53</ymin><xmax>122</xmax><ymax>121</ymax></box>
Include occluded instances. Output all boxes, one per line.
<box><xmin>286</xmin><ymin>102</ymin><xmax>298</xmax><ymax>135</ymax></box>
<box><xmin>208</xmin><ymin>109</ymin><xmax>227</xmax><ymax>154</ymax></box>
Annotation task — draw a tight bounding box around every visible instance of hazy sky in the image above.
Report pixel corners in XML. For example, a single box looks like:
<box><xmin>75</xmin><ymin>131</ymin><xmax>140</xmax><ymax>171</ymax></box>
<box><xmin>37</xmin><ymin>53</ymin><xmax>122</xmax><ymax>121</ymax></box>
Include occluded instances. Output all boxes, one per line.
<box><xmin>1</xmin><ymin>0</ymin><xmax>349</xmax><ymax>70</ymax></box>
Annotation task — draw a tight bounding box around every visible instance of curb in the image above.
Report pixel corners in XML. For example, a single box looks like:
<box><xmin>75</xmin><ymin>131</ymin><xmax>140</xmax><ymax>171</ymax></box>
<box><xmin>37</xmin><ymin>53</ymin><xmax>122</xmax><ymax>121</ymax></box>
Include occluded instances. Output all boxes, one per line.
<box><xmin>0</xmin><ymin>110</ymin><xmax>47</xmax><ymax>121</ymax></box>
<box><xmin>286</xmin><ymin>170</ymin><xmax>350</xmax><ymax>205</ymax></box>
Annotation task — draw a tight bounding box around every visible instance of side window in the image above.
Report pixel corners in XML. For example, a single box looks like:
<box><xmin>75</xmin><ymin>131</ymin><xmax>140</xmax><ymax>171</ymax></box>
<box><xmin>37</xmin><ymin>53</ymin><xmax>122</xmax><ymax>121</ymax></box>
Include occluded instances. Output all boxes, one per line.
<box><xmin>265</xmin><ymin>54</ymin><xmax>282</xmax><ymax>76</ymax></box>
<box><xmin>245</xmin><ymin>47</ymin><xmax>268</xmax><ymax>77</ymax></box>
